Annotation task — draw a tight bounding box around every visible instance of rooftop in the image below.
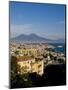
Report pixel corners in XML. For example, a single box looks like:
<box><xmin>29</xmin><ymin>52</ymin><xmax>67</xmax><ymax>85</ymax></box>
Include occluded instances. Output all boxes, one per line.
<box><xmin>16</xmin><ymin>56</ymin><xmax>34</xmax><ymax>62</ymax></box>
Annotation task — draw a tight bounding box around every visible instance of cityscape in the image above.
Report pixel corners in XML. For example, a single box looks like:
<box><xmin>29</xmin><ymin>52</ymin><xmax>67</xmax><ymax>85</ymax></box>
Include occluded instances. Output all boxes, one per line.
<box><xmin>10</xmin><ymin>1</ymin><xmax>66</xmax><ymax>88</ymax></box>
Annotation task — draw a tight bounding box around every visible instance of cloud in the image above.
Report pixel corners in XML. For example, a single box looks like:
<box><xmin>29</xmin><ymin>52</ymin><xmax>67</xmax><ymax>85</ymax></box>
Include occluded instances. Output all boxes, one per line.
<box><xmin>56</xmin><ymin>21</ymin><xmax>65</xmax><ymax>25</ymax></box>
<box><xmin>38</xmin><ymin>33</ymin><xmax>65</xmax><ymax>40</ymax></box>
<box><xmin>46</xmin><ymin>34</ymin><xmax>65</xmax><ymax>40</ymax></box>
<box><xmin>10</xmin><ymin>23</ymin><xmax>65</xmax><ymax>40</ymax></box>
<box><xmin>10</xmin><ymin>24</ymin><xmax>32</xmax><ymax>38</ymax></box>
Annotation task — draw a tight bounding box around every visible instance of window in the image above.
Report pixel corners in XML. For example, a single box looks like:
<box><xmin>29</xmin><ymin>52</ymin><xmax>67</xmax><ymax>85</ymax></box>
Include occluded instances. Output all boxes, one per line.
<box><xmin>28</xmin><ymin>61</ymin><xmax>29</xmax><ymax>63</ymax></box>
<box><xmin>38</xmin><ymin>64</ymin><xmax>42</xmax><ymax>68</ymax></box>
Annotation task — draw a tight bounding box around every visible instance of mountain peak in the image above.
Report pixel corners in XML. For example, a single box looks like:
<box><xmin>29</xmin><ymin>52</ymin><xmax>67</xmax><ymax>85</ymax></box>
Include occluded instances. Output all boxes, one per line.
<box><xmin>11</xmin><ymin>33</ymin><xmax>50</xmax><ymax>43</ymax></box>
<box><xmin>29</xmin><ymin>33</ymin><xmax>38</xmax><ymax>36</ymax></box>
<box><xmin>11</xmin><ymin>33</ymin><xmax>64</xmax><ymax>43</ymax></box>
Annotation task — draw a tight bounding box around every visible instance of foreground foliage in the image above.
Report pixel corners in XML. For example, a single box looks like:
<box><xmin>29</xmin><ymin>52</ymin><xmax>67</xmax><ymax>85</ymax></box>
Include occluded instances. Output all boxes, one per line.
<box><xmin>10</xmin><ymin>56</ymin><xmax>66</xmax><ymax>88</ymax></box>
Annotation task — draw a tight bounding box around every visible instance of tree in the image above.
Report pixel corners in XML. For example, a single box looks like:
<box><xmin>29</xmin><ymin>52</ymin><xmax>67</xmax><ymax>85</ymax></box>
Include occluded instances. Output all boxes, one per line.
<box><xmin>11</xmin><ymin>56</ymin><xmax>20</xmax><ymax>74</ymax></box>
<box><xmin>49</xmin><ymin>53</ymin><xmax>54</xmax><ymax>60</ymax></box>
<box><xmin>14</xmin><ymin>50</ymin><xmax>19</xmax><ymax>55</ymax></box>
<box><xmin>10</xmin><ymin>56</ymin><xmax>21</xmax><ymax>88</ymax></box>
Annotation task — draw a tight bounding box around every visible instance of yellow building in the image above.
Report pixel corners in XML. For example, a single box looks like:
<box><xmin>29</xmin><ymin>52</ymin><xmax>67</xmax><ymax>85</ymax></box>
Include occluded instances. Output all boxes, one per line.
<box><xmin>17</xmin><ymin>48</ymin><xmax>38</xmax><ymax>57</ymax></box>
<box><xmin>17</xmin><ymin>56</ymin><xmax>44</xmax><ymax>75</ymax></box>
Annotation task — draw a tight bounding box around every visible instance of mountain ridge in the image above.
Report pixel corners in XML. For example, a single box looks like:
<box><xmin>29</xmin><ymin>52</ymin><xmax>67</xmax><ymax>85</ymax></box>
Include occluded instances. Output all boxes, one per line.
<box><xmin>11</xmin><ymin>33</ymin><xmax>65</xmax><ymax>43</ymax></box>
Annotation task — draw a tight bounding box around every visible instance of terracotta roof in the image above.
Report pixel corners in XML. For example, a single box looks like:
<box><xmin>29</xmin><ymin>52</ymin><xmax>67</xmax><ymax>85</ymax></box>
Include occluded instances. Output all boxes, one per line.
<box><xmin>16</xmin><ymin>56</ymin><xmax>34</xmax><ymax>62</ymax></box>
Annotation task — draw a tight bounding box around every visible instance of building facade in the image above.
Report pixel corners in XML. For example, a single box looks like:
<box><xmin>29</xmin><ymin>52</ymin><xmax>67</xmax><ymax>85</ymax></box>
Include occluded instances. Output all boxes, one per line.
<box><xmin>17</xmin><ymin>48</ymin><xmax>38</xmax><ymax>57</ymax></box>
<box><xmin>17</xmin><ymin>56</ymin><xmax>44</xmax><ymax>75</ymax></box>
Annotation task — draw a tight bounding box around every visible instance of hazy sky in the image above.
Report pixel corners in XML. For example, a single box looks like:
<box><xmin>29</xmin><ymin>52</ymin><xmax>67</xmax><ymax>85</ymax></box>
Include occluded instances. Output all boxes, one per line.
<box><xmin>10</xmin><ymin>1</ymin><xmax>66</xmax><ymax>40</ymax></box>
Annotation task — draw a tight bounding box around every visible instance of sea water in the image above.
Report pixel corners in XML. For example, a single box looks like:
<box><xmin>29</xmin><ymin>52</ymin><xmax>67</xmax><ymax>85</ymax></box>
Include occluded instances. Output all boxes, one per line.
<box><xmin>50</xmin><ymin>43</ymin><xmax>66</xmax><ymax>54</ymax></box>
